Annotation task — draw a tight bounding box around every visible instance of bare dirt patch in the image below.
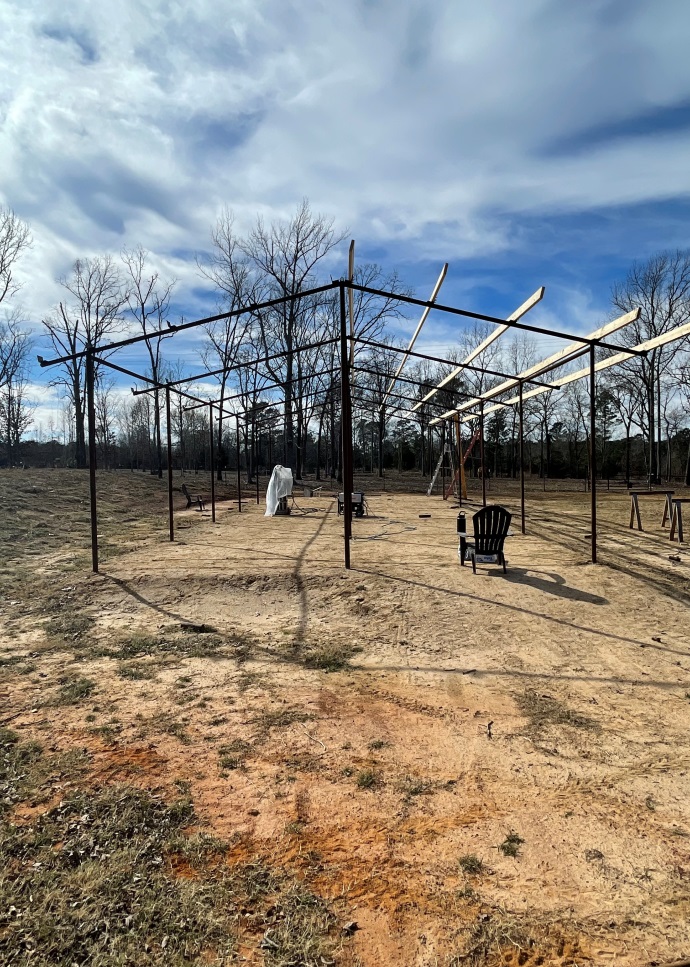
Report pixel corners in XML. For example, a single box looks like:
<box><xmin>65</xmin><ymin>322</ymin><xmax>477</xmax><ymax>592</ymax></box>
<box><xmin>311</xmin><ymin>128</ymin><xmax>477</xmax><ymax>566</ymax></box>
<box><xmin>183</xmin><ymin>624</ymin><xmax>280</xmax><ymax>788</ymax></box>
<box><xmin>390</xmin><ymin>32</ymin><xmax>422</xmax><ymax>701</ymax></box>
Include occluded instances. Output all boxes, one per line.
<box><xmin>1</xmin><ymin>468</ymin><xmax>690</xmax><ymax>965</ymax></box>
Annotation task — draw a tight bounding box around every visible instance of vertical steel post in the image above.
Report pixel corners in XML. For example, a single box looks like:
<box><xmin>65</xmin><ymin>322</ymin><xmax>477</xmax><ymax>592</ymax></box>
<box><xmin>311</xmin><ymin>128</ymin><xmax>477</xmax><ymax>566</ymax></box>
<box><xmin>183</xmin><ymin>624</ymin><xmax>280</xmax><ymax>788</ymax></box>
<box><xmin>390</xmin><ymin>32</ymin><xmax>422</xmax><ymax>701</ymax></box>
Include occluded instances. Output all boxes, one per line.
<box><xmin>589</xmin><ymin>344</ymin><xmax>597</xmax><ymax>564</ymax></box>
<box><xmin>455</xmin><ymin>413</ymin><xmax>462</xmax><ymax>507</ymax></box>
<box><xmin>256</xmin><ymin>426</ymin><xmax>260</xmax><ymax>505</ymax></box>
<box><xmin>339</xmin><ymin>282</ymin><xmax>353</xmax><ymax>569</ymax></box>
<box><xmin>441</xmin><ymin>422</ymin><xmax>446</xmax><ymax>497</ymax></box>
<box><xmin>86</xmin><ymin>347</ymin><xmax>99</xmax><ymax>573</ymax></box>
<box><xmin>217</xmin><ymin>410</ymin><xmax>223</xmax><ymax>482</ymax></box>
<box><xmin>480</xmin><ymin>402</ymin><xmax>487</xmax><ymax>507</ymax></box>
<box><xmin>518</xmin><ymin>381</ymin><xmax>525</xmax><ymax>535</ymax></box>
<box><xmin>166</xmin><ymin>386</ymin><xmax>174</xmax><ymax>541</ymax></box>
<box><xmin>424</xmin><ymin>426</ymin><xmax>434</xmax><ymax>480</ymax></box>
<box><xmin>236</xmin><ymin>415</ymin><xmax>242</xmax><ymax>513</ymax></box>
<box><xmin>209</xmin><ymin>402</ymin><xmax>216</xmax><ymax>523</ymax></box>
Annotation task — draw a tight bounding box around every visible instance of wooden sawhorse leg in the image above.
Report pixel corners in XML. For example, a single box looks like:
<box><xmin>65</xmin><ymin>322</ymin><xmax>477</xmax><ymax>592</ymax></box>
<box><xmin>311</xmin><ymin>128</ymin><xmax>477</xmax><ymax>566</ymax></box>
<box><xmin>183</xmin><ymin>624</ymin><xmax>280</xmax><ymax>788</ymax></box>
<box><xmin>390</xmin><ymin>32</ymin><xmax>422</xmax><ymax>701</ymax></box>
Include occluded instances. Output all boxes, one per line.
<box><xmin>629</xmin><ymin>495</ymin><xmax>642</xmax><ymax>530</ymax></box>
<box><xmin>662</xmin><ymin>493</ymin><xmax>673</xmax><ymax>527</ymax></box>
<box><xmin>670</xmin><ymin>504</ymin><xmax>684</xmax><ymax>544</ymax></box>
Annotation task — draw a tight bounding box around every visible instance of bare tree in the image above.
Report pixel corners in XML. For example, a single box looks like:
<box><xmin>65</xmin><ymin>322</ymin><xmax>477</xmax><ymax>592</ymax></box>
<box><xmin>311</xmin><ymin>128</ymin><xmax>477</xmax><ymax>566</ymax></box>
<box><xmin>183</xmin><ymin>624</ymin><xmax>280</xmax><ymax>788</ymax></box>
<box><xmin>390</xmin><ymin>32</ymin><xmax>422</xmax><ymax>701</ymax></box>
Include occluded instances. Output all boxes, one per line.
<box><xmin>612</xmin><ymin>251</ymin><xmax>690</xmax><ymax>483</ymax></box>
<box><xmin>241</xmin><ymin>199</ymin><xmax>347</xmax><ymax>477</ymax></box>
<box><xmin>1</xmin><ymin>311</ymin><xmax>31</xmax><ymax>389</ymax></box>
<box><xmin>0</xmin><ymin>207</ymin><xmax>31</xmax><ymax>307</ymax></box>
<box><xmin>43</xmin><ymin>256</ymin><xmax>128</xmax><ymax>468</ymax></box>
<box><xmin>94</xmin><ymin>374</ymin><xmax>119</xmax><ymax>469</ymax></box>
<box><xmin>605</xmin><ymin>373</ymin><xmax>645</xmax><ymax>482</ymax></box>
<box><xmin>122</xmin><ymin>247</ymin><xmax>175</xmax><ymax>476</ymax></box>
<box><xmin>502</xmin><ymin>334</ymin><xmax>537</xmax><ymax>477</ymax></box>
<box><xmin>677</xmin><ymin>357</ymin><xmax>690</xmax><ymax>485</ymax></box>
<box><xmin>197</xmin><ymin>212</ymin><xmax>257</xmax><ymax>479</ymax></box>
<box><xmin>0</xmin><ymin>316</ymin><xmax>33</xmax><ymax>465</ymax></box>
<box><xmin>356</xmin><ymin>338</ymin><xmax>404</xmax><ymax>477</ymax></box>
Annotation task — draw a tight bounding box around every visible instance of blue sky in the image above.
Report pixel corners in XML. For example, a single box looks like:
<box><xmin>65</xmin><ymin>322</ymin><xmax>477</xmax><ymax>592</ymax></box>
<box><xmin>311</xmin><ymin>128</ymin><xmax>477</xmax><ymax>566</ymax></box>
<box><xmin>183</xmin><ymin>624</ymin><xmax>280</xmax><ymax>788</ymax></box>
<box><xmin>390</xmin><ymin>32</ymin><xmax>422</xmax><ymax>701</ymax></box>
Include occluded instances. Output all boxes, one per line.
<box><xmin>1</xmin><ymin>0</ymin><xmax>690</xmax><ymax>427</ymax></box>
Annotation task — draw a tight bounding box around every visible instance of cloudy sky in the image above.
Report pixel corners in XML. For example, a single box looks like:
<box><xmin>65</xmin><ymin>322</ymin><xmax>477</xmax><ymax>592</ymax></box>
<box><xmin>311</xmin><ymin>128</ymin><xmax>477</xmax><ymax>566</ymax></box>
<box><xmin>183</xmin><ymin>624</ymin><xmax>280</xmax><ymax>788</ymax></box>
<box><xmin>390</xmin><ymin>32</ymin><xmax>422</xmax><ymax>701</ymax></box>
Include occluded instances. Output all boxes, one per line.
<box><xmin>2</xmin><ymin>0</ymin><xmax>690</xmax><ymax>428</ymax></box>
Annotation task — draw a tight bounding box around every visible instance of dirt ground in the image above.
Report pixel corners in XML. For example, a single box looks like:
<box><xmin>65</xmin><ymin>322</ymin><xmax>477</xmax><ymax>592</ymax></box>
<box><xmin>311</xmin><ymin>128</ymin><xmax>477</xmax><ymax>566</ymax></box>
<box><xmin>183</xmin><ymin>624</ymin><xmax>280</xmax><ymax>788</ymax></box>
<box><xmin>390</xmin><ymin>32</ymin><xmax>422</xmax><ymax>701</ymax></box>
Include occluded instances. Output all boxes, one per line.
<box><xmin>2</xmin><ymin>469</ymin><xmax>690</xmax><ymax>966</ymax></box>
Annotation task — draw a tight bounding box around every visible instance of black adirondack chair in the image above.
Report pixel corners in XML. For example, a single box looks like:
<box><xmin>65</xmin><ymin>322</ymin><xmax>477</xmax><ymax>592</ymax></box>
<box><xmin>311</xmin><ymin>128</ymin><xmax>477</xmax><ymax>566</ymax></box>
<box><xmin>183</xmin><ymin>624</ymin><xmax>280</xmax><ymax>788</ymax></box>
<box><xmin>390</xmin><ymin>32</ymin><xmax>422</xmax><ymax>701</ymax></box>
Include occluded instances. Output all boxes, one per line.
<box><xmin>462</xmin><ymin>505</ymin><xmax>512</xmax><ymax>573</ymax></box>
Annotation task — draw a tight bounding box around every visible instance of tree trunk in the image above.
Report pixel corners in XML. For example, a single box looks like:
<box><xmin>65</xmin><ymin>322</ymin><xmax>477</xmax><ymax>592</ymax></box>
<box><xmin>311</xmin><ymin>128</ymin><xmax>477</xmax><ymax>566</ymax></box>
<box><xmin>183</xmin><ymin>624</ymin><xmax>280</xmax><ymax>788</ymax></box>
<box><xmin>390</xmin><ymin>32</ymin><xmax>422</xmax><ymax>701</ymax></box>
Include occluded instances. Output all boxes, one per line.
<box><xmin>378</xmin><ymin>413</ymin><xmax>385</xmax><ymax>478</ymax></box>
<box><xmin>74</xmin><ymin>376</ymin><xmax>86</xmax><ymax>469</ymax></box>
<box><xmin>154</xmin><ymin>387</ymin><xmax>163</xmax><ymax>478</ymax></box>
<box><xmin>648</xmin><ymin>379</ymin><xmax>657</xmax><ymax>485</ymax></box>
<box><xmin>216</xmin><ymin>384</ymin><xmax>226</xmax><ymax>481</ymax></box>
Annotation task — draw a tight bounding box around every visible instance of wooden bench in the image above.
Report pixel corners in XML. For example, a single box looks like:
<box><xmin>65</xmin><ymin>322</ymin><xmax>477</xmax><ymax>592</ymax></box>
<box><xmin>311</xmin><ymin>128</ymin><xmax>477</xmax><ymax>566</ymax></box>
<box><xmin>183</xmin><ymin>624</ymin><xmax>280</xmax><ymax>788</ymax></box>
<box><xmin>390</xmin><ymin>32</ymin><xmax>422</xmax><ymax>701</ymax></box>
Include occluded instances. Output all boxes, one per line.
<box><xmin>181</xmin><ymin>483</ymin><xmax>205</xmax><ymax>511</ymax></box>
<box><xmin>628</xmin><ymin>490</ymin><xmax>675</xmax><ymax>531</ymax></box>
<box><xmin>295</xmin><ymin>481</ymin><xmax>324</xmax><ymax>498</ymax></box>
<box><xmin>669</xmin><ymin>498</ymin><xmax>690</xmax><ymax>544</ymax></box>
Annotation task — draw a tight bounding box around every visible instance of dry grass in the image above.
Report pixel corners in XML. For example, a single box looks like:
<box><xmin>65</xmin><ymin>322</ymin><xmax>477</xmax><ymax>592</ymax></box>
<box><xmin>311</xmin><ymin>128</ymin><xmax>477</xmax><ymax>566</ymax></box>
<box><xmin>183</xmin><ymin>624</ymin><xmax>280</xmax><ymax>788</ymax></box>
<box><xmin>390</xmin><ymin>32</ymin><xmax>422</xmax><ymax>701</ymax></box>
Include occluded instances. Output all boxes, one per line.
<box><xmin>515</xmin><ymin>689</ymin><xmax>600</xmax><ymax>737</ymax></box>
<box><xmin>0</xmin><ymin>725</ymin><xmax>344</xmax><ymax>966</ymax></box>
<box><xmin>449</xmin><ymin>909</ymin><xmax>587</xmax><ymax>967</ymax></box>
<box><xmin>2</xmin><ymin>469</ymin><xmax>688</xmax><ymax>965</ymax></box>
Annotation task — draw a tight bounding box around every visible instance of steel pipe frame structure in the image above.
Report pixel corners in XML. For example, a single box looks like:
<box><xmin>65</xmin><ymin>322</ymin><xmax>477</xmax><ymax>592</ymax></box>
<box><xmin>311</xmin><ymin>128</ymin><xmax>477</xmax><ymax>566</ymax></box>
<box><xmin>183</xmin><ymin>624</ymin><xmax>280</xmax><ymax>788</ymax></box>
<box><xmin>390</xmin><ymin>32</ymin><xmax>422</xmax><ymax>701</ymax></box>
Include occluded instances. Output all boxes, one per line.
<box><xmin>38</xmin><ymin>277</ymin><xmax>659</xmax><ymax>574</ymax></box>
<box><xmin>435</xmin><ymin>353</ymin><xmax>606</xmax><ymax>559</ymax></box>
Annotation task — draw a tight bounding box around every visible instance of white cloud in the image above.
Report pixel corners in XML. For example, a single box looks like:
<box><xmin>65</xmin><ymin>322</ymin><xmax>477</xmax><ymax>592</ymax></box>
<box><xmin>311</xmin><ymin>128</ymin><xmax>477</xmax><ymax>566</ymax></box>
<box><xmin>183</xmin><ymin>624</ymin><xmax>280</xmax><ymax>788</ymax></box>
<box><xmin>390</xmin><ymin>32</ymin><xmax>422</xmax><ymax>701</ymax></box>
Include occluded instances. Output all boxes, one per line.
<box><xmin>1</xmin><ymin>0</ymin><xmax>689</xmax><ymax>380</ymax></box>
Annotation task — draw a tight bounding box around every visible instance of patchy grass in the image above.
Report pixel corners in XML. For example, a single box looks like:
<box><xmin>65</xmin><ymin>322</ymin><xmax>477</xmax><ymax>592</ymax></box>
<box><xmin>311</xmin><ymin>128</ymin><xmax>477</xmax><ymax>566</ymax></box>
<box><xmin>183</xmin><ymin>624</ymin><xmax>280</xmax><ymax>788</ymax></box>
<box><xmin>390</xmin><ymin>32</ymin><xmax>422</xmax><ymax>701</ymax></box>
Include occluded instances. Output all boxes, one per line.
<box><xmin>459</xmin><ymin>854</ymin><xmax>485</xmax><ymax>875</ymax></box>
<box><xmin>139</xmin><ymin>713</ymin><xmax>192</xmax><ymax>745</ymax></box>
<box><xmin>399</xmin><ymin>775</ymin><xmax>434</xmax><ymax>799</ymax></box>
<box><xmin>0</xmin><ymin>716</ymin><xmax>346</xmax><ymax>967</ymax></box>
<box><xmin>44</xmin><ymin>608</ymin><xmax>94</xmax><ymax>644</ymax></box>
<box><xmin>259</xmin><ymin>882</ymin><xmax>338</xmax><ymax>966</ymax></box>
<box><xmin>0</xmin><ymin>728</ymin><xmax>90</xmax><ymax>816</ymax></box>
<box><xmin>218</xmin><ymin>740</ymin><xmax>253</xmax><ymax>772</ymax></box>
<box><xmin>498</xmin><ymin>831</ymin><xmax>525</xmax><ymax>858</ymax></box>
<box><xmin>88</xmin><ymin>722</ymin><xmax>124</xmax><ymax>742</ymax></box>
<box><xmin>515</xmin><ymin>689</ymin><xmax>599</xmax><ymax>736</ymax></box>
<box><xmin>110</xmin><ymin>629</ymin><xmax>227</xmax><ymax>661</ymax></box>
<box><xmin>251</xmin><ymin>707</ymin><xmax>313</xmax><ymax>737</ymax></box>
<box><xmin>356</xmin><ymin>769</ymin><xmax>380</xmax><ymax>790</ymax></box>
<box><xmin>116</xmin><ymin>662</ymin><xmax>156</xmax><ymax>680</ymax></box>
<box><xmin>0</xmin><ymin>655</ymin><xmax>36</xmax><ymax>675</ymax></box>
<box><xmin>450</xmin><ymin>911</ymin><xmax>586</xmax><ymax>967</ymax></box>
<box><xmin>0</xmin><ymin>727</ymin><xmax>44</xmax><ymax>815</ymax></box>
<box><xmin>303</xmin><ymin>641</ymin><xmax>357</xmax><ymax>672</ymax></box>
<box><xmin>49</xmin><ymin>675</ymin><xmax>96</xmax><ymax>706</ymax></box>
<box><xmin>368</xmin><ymin>738</ymin><xmax>389</xmax><ymax>751</ymax></box>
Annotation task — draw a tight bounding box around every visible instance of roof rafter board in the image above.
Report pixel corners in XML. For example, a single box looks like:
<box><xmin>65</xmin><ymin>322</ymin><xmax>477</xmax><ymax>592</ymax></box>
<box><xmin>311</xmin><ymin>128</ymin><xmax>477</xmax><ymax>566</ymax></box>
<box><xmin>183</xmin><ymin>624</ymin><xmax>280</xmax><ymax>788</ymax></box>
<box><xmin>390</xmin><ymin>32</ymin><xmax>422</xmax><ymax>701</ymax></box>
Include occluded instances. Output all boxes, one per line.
<box><xmin>409</xmin><ymin>286</ymin><xmax>545</xmax><ymax>414</ymax></box>
<box><xmin>446</xmin><ymin>317</ymin><xmax>690</xmax><ymax>425</ymax></box>
<box><xmin>428</xmin><ymin>344</ymin><xmax>596</xmax><ymax>422</ymax></box>
<box><xmin>453</xmin><ymin>308</ymin><xmax>641</xmax><ymax>414</ymax></box>
<box><xmin>379</xmin><ymin>263</ymin><xmax>448</xmax><ymax>412</ymax></box>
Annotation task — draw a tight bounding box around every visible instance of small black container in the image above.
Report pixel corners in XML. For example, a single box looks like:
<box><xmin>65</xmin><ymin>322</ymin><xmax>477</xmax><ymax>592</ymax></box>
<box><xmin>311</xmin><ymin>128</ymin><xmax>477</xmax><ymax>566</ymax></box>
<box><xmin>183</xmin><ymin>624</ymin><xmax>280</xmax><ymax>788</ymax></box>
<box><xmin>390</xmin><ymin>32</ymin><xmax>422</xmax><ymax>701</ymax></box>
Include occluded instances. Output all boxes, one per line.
<box><xmin>456</xmin><ymin>512</ymin><xmax>466</xmax><ymax>536</ymax></box>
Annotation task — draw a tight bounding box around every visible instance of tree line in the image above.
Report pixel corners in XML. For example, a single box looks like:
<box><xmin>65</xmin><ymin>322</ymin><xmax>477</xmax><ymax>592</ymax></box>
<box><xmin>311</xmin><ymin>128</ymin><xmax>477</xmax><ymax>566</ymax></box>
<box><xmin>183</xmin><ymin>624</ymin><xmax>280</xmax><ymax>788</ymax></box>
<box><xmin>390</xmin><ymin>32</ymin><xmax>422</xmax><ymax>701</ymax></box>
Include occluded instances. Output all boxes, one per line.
<box><xmin>1</xmin><ymin>201</ymin><xmax>689</xmax><ymax>484</ymax></box>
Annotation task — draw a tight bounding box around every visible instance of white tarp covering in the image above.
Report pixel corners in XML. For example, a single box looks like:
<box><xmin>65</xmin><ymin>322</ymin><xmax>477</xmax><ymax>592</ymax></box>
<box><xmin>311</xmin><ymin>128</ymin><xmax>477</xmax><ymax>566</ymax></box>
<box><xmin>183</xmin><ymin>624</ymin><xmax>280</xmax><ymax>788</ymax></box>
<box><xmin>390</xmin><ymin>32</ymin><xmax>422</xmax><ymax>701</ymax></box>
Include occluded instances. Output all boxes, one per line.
<box><xmin>265</xmin><ymin>465</ymin><xmax>294</xmax><ymax>516</ymax></box>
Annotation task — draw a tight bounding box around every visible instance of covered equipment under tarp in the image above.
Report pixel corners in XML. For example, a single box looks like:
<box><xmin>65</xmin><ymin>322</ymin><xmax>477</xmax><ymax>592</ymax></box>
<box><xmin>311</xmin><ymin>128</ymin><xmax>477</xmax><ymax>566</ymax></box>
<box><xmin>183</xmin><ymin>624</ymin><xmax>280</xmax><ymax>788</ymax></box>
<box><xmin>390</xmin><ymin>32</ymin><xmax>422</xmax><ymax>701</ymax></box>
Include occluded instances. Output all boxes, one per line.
<box><xmin>265</xmin><ymin>466</ymin><xmax>294</xmax><ymax>517</ymax></box>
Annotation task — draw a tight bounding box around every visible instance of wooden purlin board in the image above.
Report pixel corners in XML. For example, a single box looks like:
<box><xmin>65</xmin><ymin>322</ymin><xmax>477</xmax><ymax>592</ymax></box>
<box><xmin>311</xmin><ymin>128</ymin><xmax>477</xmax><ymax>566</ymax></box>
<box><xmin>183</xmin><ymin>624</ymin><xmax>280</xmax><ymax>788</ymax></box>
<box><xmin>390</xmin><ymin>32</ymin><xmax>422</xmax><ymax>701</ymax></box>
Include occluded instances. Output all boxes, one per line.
<box><xmin>379</xmin><ymin>262</ymin><xmax>448</xmax><ymax>412</ymax></box>
<box><xmin>453</xmin><ymin>307</ymin><xmax>641</xmax><ymax>415</ymax></box>
<box><xmin>472</xmin><ymin>316</ymin><xmax>690</xmax><ymax>421</ymax></box>
<box><xmin>428</xmin><ymin>306</ymin><xmax>642</xmax><ymax>426</ymax></box>
<box><xmin>410</xmin><ymin>287</ymin><xmax>545</xmax><ymax>414</ymax></box>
